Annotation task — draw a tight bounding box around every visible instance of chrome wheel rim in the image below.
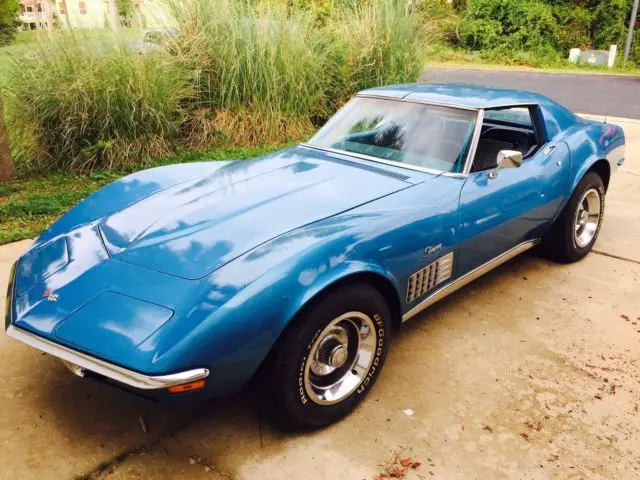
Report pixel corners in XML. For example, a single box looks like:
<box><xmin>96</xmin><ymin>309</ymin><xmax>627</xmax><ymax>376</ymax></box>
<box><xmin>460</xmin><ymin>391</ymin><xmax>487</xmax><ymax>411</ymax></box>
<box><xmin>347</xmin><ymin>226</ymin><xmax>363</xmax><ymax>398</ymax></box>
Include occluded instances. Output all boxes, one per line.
<box><xmin>574</xmin><ymin>188</ymin><xmax>601</xmax><ymax>248</ymax></box>
<box><xmin>304</xmin><ymin>311</ymin><xmax>377</xmax><ymax>405</ymax></box>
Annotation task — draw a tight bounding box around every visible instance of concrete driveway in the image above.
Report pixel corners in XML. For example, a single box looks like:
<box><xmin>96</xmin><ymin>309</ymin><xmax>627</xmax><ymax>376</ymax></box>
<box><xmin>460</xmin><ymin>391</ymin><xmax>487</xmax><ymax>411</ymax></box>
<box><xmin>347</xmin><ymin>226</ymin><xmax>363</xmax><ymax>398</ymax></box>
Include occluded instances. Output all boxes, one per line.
<box><xmin>1</xmin><ymin>118</ymin><xmax>640</xmax><ymax>480</ymax></box>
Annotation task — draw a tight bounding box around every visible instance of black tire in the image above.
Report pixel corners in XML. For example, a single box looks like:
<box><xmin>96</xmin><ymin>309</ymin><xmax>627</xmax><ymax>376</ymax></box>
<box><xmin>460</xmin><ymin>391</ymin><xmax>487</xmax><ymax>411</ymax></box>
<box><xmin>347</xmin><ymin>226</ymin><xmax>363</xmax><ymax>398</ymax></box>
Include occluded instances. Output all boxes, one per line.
<box><xmin>261</xmin><ymin>283</ymin><xmax>391</xmax><ymax>430</ymax></box>
<box><xmin>541</xmin><ymin>171</ymin><xmax>605</xmax><ymax>263</ymax></box>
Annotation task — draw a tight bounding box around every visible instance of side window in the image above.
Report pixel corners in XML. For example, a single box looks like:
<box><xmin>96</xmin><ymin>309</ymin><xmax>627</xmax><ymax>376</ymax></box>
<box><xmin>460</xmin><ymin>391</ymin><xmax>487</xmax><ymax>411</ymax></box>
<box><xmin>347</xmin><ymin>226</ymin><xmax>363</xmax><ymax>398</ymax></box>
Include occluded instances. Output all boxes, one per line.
<box><xmin>471</xmin><ymin>106</ymin><xmax>542</xmax><ymax>173</ymax></box>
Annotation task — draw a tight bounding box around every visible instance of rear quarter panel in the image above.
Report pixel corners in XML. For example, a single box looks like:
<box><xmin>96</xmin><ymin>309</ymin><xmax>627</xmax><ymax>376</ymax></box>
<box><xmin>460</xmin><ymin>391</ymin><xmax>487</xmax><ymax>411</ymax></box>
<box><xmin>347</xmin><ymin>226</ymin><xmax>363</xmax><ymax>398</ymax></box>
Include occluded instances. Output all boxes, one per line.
<box><xmin>563</xmin><ymin>119</ymin><xmax>625</xmax><ymax>193</ymax></box>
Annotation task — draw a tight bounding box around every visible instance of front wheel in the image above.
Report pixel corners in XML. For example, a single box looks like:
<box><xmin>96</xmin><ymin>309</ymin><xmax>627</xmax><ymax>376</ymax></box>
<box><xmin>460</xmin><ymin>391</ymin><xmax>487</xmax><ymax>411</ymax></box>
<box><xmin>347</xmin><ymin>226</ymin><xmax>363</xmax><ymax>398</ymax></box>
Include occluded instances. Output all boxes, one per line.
<box><xmin>261</xmin><ymin>284</ymin><xmax>391</xmax><ymax>429</ymax></box>
<box><xmin>541</xmin><ymin>171</ymin><xmax>605</xmax><ymax>263</ymax></box>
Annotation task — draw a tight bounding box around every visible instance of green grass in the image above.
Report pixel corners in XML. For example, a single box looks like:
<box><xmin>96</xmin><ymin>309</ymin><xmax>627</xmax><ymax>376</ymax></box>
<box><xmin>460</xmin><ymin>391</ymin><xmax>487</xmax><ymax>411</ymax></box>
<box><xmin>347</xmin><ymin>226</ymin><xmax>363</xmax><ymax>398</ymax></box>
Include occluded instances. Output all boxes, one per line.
<box><xmin>2</xmin><ymin>30</ymin><xmax>191</xmax><ymax>173</ymax></box>
<box><xmin>1</xmin><ymin>1</ymin><xmax>430</xmax><ymax>174</ymax></box>
<box><xmin>0</xmin><ymin>29</ymin><xmax>143</xmax><ymax>82</ymax></box>
<box><xmin>0</xmin><ymin>144</ymin><xmax>283</xmax><ymax>245</ymax></box>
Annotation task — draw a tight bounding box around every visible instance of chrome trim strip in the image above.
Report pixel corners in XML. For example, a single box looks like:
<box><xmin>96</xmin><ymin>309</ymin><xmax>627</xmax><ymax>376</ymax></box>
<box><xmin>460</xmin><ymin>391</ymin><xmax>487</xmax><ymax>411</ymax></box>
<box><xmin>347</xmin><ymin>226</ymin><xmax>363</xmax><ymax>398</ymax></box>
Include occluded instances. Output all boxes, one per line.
<box><xmin>6</xmin><ymin>325</ymin><xmax>209</xmax><ymax>390</ymax></box>
<box><xmin>4</xmin><ymin>261</ymin><xmax>16</xmax><ymax>329</ymax></box>
<box><xmin>301</xmin><ymin>144</ymin><xmax>466</xmax><ymax>178</ymax></box>
<box><xmin>356</xmin><ymin>94</ymin><xmax>542</xmax><ymax>112</ymax></box>
<box><xmin>355</xmin><ymin>93</ymin><xmax>482</xmax><ymax>111</ymax></box>
<box><xmin>304</xmin><ymin>97</ymin><xmax>484</xmax><ymax>178</ymax></box>
<box><xmin>402</xmin><ymin>240</ymin><xmax>539</xmax><ymax>322</ymax></box>
<box><xmin>462</xmin><ymin>108</ymin><xmax>485</xmax><ymax>175</ymax></box>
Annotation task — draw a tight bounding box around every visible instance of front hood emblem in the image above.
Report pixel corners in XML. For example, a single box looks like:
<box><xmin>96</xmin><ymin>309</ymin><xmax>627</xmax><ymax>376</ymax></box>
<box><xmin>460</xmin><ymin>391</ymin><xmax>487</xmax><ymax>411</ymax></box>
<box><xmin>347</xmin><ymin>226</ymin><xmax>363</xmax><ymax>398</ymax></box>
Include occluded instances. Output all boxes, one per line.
<box><xmin>43</xmin><ymin>289</ymin><xmax>59</xmax><ymax>303</ymax></box>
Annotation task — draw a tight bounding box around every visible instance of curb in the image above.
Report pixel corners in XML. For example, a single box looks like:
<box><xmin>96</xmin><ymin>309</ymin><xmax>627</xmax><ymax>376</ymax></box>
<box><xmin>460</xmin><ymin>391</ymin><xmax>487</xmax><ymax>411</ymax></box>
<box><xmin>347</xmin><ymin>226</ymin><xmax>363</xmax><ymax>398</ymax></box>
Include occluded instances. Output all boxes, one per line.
<box><xmin>578</xmin><ymin>114</ymin><xmax>640</xmax><ymax>125</ymax></box>
<box><xmin>427</xmin><ymin>64</ymin><xmax>640</xmax><ymax>79</ymax></box>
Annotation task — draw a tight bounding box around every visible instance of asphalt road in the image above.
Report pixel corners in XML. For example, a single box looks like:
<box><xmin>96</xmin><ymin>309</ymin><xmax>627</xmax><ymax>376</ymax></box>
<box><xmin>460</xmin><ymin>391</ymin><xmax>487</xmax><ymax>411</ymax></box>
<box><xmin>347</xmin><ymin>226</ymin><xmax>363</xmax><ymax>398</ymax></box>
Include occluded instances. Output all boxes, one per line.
<box><xmin>422</xmin><ymin>67</ymin><xmax>640</xmax><ymax>119</ymax></box>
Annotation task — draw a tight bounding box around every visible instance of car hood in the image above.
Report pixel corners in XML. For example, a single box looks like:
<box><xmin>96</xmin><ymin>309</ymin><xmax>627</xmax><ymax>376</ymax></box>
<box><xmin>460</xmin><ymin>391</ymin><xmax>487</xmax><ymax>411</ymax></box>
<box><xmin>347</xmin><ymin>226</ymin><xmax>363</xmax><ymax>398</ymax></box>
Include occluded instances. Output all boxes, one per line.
<box><xmin>99</xmin><ymin>146</ymin><xmax>414</xmax><ymax>279</ymax></box>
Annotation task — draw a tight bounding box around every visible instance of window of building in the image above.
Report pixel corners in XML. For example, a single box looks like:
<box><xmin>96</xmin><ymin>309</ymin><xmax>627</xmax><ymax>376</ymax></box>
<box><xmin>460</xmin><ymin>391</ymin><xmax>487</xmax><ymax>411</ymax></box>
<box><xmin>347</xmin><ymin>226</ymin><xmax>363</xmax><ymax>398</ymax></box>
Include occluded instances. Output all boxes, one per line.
<box><xmin>37</xmin><ymin>2</ymin><xmax>43</xmax><ymax>12</ymax></box>
<box><xmin>59</xmin><ymin>1</ymin><xmax>66</xmax><ymax>14</ymax></box>
<box><xmin>26</xmin><ymin>5</ymin><xmax>34</xmax><ymax>12</ymax></box>
<box><xmin>79</xmin><ymin>1</ymin><xmax>87</xmax><ymax>14</ymax></box>
<box><xmin>20</xmin><ymin>4</ymin><xmax>27</xmax><ymax>13</ymax></box>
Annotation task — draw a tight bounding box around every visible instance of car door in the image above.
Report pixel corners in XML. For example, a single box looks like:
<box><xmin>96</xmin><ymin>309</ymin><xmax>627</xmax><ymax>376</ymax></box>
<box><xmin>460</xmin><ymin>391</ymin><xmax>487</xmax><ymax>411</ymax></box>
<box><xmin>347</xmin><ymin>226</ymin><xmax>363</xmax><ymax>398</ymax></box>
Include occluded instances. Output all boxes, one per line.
<box><xmin>457</xmin><ymin>106</ymin><xmax>571</xmax><ymax>273</ymax></box>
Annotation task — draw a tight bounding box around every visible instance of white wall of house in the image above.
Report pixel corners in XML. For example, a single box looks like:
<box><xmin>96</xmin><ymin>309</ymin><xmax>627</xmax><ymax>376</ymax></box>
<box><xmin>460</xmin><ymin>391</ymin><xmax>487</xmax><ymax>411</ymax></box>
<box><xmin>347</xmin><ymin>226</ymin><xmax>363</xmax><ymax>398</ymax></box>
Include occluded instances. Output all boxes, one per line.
<box><xmin>18</xmin><ymin>0</ymin><xmax>175</xmax><ymax>30</ymax></box>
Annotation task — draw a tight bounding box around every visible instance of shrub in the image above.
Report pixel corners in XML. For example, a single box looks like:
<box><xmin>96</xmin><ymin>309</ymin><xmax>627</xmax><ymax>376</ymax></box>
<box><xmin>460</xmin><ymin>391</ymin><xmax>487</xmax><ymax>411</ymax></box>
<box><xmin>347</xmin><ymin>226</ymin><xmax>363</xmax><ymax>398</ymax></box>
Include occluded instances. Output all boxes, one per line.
<box><xmin>168</xmin><ymin>0</ymin><xmax>335</xmax><ymax>146</ymax></box>
<box><xmin>0</xmin><ymin>0</ymin><xmax>19</xmax><ymax>46</ymax></box>
<box><xmin>3</xmin><ymin>0</ymin><xmax>430</xmax><ymax>172</ymax></box>
<box><xmin>553</xmin><ymin>5</ymin><xmax>593</xmax><ymax>52</ymax></box>
<box><xmin>170</xmin><ymin>0</ymin><xmax>428</xmax><ymax>146</ymax></box>
<box><xmin>458</xmin><ymin>17</ymin><xmax>502</xmax><ymax>50</ymax></box>
<box><xmin>2</xmin><ymin>34</ymin><xmax>192</xmax><ymax>172</ymax></box>
<box><xmin>459</xmin><ymin>0</ymin><xmax>558</xmax><ymax>51</ymax></box>
<box><xmin>592</xmin><ymin>0</ymin><xmax>633</xmax><ymax>49</ymax></box>
<box><xmin>332</xmin><ymin>0</ymin><xmax>427</xmax><ymax>100</ymax></box>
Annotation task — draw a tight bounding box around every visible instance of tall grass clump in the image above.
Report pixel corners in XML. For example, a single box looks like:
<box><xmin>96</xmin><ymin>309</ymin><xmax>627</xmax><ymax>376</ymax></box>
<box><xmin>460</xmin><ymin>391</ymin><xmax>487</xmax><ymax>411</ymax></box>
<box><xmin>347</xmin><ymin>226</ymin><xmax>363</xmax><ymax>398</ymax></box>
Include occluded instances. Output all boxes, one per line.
<box><xmin>1</xmin><ymin>0</ymin><xmax>431</xmax><ymax>173</ymax></box>
<box><xmin>2</xmin><ymin>34</ymin><xmax>191</xmax><ymax>172</ymax></box>
<box><xmin>334</xmin><ymin>0</ymin><xmax>428</xmax><ymax>97</ymax></box>
<box><xmin>169</xmin><ymin>0</ymin><xmax>337</xmax><ymax>146</ymax></box>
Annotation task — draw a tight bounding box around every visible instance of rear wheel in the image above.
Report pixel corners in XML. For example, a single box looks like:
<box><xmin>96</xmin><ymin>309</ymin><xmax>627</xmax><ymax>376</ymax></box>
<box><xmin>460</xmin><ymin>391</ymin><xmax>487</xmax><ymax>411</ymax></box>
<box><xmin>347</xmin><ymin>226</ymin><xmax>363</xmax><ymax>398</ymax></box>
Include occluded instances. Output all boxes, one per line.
<box><xmin>541</xmin><ymin>172</ymin><xmax>605</xmax><ymax>263</ymax></box>
<box><xmin>262</xmin><ymin>283</ymin><xmax>391</xmax><ymax>429</ymax></box>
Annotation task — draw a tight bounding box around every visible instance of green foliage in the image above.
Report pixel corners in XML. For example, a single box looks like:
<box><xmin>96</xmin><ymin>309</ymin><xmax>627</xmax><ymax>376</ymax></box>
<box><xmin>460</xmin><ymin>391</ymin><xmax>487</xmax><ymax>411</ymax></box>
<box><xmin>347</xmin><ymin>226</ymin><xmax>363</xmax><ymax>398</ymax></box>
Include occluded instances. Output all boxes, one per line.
<box><xmin>168</xmin><ymin>0</ymin><xmax>427</xmax><ymax>146</ymax></box>
<box><xmin>1</xmin><ymin>0</ymin><xmax>429</xmax><ymax>173</ymax></box>
<box><xmin>553</xmin><ymin>5</ymin><xmax>593</xmax><ymax>51</ymax></box>
<box><xmin>632</xmin><ymin>30</ymin><xmax>640</xmax><ymax>64</ymax></box>
<box><xmin>460</xmin><ymin>0</ymin><xmax>558</xmax><ymax>51</ymax></box>
<box><xmin>336</xmin><ymin>0</ymin><xmax>427</xmax><ymax>94</ymax></box>
<box><xmin>2</xmin><ymin>32</ymin><xmax>192</xmax><ymax>172</ymax></box>
<box><xmin>0</xmin><ymin>0</ymin><xmax>19</xmax><ymax>46</ymax></box>
<box><xmin>592</xmin><ymin>0</ymin><xmax>633</xmax><ymax>48</ymax></box>
<box><xmin>452</xmin><ymin>0</ymin><xmax>639</xmax><ymax>66</ymax></box>
<box><xmin>172</xmin><ymin>0</ymin><xmax>333</xmax><ymax>117</ymax></box>
<box><xmin>116</xmin><ymin>0</ymin><xmax>136</xmax><ymax>27</ymax></box>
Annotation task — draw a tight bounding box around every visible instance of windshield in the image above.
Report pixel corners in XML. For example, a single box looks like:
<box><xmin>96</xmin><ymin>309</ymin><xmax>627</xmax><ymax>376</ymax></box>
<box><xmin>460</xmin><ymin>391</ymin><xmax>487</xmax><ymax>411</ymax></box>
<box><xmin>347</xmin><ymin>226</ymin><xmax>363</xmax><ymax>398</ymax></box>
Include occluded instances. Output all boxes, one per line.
<box><xmin>308</xmin><ymin>97</ymin><xmax>478</xmax><ymax>173</ymax></box>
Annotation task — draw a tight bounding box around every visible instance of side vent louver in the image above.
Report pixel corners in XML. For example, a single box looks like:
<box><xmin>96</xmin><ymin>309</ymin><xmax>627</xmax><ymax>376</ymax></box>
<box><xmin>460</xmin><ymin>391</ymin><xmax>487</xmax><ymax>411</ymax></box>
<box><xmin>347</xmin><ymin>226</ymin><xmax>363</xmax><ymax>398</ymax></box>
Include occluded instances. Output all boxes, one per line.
<box><xmin>406</xmin><ymin>252</ymin><xmax>454</xmax><ymax>303</ymax></box>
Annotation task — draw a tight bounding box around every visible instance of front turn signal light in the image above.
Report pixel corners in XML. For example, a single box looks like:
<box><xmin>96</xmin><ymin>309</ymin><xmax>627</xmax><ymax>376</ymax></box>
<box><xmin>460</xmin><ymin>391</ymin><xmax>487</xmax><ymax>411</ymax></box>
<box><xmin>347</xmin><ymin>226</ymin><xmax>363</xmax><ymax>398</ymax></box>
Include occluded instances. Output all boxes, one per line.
<box><xmin>167</xmin><ymin>379</ymin><xmax>206</xmax><ymax>394</ymax></box>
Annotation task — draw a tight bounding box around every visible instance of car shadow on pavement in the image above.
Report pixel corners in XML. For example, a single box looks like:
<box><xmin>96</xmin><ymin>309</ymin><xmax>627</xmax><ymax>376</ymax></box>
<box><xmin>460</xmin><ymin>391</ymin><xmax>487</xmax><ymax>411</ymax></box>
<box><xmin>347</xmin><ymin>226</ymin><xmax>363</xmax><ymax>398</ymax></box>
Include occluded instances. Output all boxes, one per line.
<box><xmin>33</xmin><ymin>251</ymin><xmax>554</xmax><ymax>478</ymax></box>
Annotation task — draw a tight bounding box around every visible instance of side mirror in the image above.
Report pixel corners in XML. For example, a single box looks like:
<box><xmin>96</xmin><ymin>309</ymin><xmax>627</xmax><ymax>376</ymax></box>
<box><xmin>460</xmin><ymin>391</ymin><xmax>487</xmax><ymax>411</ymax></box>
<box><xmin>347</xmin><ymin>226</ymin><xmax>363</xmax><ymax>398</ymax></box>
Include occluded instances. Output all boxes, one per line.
<box><xmin>497</xmin><ymin>150</ymin><xmax>524</xmax><ymax>169</ymax></box>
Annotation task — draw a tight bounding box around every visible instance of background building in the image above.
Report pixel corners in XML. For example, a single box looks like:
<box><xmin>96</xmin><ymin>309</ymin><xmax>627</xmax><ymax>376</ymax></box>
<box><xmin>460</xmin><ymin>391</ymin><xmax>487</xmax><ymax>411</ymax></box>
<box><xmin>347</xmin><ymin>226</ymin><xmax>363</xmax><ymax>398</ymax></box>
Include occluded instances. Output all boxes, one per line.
<box><xmin>18</xmin><ymin>0</ymin><xmax>173</xmax><ymax>30</ymax></box>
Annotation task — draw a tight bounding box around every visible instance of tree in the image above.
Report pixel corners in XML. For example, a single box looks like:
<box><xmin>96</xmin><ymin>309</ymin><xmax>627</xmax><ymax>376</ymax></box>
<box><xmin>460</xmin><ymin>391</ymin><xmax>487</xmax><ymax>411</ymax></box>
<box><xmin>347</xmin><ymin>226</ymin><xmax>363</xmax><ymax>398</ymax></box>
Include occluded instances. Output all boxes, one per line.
<box><xmin>0</xmin><ymin>0</ymin><xmax>20</xmax><ymax>46</ymax></box>
<box><xmin>0</xmin><ymin>99</ymin><xmax>16</xmax><ymax>181</ymax></box>
<box><xmin>116</xmin><ymin>0</ymin><xmax>136</xmax><ymax>27</ymax></box>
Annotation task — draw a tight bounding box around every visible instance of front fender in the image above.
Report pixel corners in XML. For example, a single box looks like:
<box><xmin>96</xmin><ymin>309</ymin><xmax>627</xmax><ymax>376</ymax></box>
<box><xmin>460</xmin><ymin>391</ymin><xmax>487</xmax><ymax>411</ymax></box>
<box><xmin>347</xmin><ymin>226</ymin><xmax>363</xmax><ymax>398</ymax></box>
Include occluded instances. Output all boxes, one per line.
<box><xmin>143</xmin><ymin>212</ymin><xmax>401</xmax><ymax>396</ymax></box>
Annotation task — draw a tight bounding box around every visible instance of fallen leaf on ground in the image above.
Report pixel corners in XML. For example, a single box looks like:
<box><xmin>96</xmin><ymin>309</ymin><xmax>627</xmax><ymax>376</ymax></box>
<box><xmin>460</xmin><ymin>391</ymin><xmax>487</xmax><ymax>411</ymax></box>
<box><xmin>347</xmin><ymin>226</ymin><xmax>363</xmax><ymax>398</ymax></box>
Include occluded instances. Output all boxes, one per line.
<box><xmin>389</xmin><ymin>467</ymin><xmax>405</xmax><ymax>478</ymax></box>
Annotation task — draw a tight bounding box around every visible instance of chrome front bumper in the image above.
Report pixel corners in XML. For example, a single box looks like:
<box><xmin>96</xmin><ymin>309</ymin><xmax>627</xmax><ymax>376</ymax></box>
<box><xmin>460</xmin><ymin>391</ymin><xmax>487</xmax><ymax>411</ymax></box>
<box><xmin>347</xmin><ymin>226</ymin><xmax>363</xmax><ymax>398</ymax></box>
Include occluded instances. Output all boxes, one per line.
<box><xmin>5</xmin><ymin>325</ymin><xmax>209</xmax><ymax>391</ymax></box>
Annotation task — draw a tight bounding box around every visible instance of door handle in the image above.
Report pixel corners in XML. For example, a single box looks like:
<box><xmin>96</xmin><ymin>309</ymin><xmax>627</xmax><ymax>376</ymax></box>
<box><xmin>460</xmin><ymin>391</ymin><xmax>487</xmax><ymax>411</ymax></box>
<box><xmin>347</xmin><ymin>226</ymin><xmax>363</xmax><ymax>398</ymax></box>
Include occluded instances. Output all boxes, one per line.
<box><xmin>544</xmin><ymin>145</ymin><xmax>557</xmax><ymax>155</ymax></box>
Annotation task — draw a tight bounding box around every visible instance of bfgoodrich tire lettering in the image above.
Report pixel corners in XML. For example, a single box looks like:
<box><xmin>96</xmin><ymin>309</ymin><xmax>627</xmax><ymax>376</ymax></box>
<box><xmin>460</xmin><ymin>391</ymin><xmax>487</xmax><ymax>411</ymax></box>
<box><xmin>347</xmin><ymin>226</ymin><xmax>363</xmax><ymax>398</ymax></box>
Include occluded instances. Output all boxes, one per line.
<box><xmin>262</xmin><ymin>283</ymin><xmax>391</xmax><ymax>429</ymax></box>
<box><xmin>541</xmin><ymin>171</ymin><xmax>605</xmax><ymax>263</ymax></box>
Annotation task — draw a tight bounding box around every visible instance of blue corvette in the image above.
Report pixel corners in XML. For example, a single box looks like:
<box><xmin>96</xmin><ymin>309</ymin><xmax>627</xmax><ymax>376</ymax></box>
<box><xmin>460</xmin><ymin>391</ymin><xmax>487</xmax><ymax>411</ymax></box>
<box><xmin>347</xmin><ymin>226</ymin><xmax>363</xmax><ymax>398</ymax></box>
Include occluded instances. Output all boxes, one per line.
<box><xmin>5</xmin><ymin>84</ymin><xmax>625</xmax><ymax>428</ymax></box>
